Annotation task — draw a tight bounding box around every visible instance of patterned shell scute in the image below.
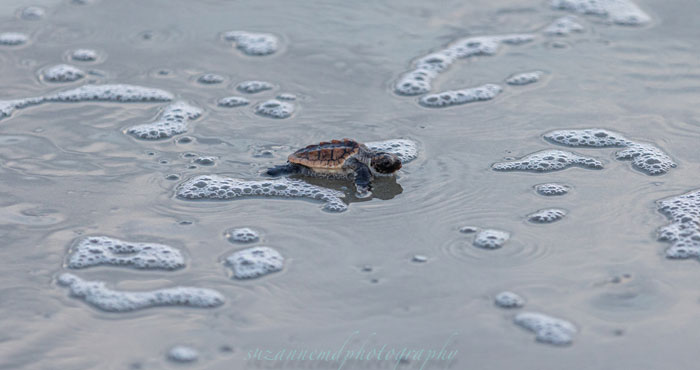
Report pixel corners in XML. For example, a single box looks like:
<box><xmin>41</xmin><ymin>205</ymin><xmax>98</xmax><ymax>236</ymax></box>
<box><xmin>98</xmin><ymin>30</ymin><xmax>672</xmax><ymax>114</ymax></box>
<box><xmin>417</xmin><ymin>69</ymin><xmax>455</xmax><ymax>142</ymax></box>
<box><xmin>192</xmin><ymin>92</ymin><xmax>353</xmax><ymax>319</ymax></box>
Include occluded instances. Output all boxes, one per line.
<box><xmin>288</xmin><ymin>139</ymin><xmax>361</xmax><ymax>169</ymax></box>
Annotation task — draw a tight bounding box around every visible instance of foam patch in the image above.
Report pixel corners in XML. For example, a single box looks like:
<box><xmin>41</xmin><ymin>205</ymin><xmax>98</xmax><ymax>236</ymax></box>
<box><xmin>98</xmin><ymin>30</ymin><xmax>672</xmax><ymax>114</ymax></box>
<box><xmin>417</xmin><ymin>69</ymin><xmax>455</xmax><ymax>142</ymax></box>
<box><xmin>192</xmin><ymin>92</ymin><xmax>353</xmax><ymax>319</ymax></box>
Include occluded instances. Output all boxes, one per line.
<box><xmin>492</xmin><ymin>149</ymin><xmax>603</xmax><ymax>172</ymax></box>
<box><xmin>177</xmin><ymin>175</ymin><xmax>347</xmax><ymax>212</ymax></box>
<box><xmin>223</xmin><ymin>31</ymin><xmax>279</xmax><ymax>56</ymax></box>
<box><xmin>551</xmin><ymin>0</ymin><xmax>651</xmax><ymax>25</ymax></box>
<box><xmin>127</xmin><ymin>101</ymin><xmax>202</xmax><ymax>140</ymax></box>
<box><xmin>544</xmin><ymin>129</ymin><xmax>676</xmax><ymax>175</ymax></box>
<box><xmin>495</xmin><ymin>291</ymin><xmax>525</xmax><ymax>308</ymax></box>
<box><xmin>473</xmin><ymin>229</ymin><xmax>510</xmax><ymax>249</ymax></box>
<box><xmin>395</xmin><ymin>34</ymin><xmax>534</xmax><ymax>95</ymax></box>
<box><xmin>67</xmin><ymin>236</ymin><xmax>185</xmax><ymax>270</ymax></box>
<box><xmin>225</xmin><ymin>246</ymin><xmax>283</xmax><ymax>279</ymax></box>
<box><xmin>527</xmin><ymin>208</ymin><xmax>567</xmax><ymax>223</ymax></box>
<box><xmin>514</xmin><ymin>312</ymin><xmax>577</xmax><ymax>345</ymax></box>
<box><xmin>0</xmin><ymin>84</ymin><xmax>174</xmax><ymax>121</ymax></box>
<box><xmin>656</xmin><ymin>189</ymin><xmax>700</xmax><ymax>259</ymax></box>
<box><xmin>419</xmin><ymin>84</ymin><xmax>502</xmax><ymax>107</ymax></box>
<box><xmin>42</xmin><ymin>64</ymin><xmax>85</xmax><ymax>82</ymax></box>
<box><xmin>57</xmin><ymin>273</ymin><xmax>224</xmax><ymax>312</ymax></box>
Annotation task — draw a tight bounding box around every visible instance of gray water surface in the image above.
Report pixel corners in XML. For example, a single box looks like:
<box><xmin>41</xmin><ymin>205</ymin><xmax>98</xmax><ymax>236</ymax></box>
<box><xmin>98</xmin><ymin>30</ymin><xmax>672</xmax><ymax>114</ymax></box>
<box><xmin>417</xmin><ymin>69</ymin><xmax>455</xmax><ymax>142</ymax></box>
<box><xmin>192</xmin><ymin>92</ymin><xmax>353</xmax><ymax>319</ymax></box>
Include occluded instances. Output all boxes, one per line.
<box><xmin>1</xmin><ymin>0</ymin><xmax>700</xmax><ymax>369</ymax></box>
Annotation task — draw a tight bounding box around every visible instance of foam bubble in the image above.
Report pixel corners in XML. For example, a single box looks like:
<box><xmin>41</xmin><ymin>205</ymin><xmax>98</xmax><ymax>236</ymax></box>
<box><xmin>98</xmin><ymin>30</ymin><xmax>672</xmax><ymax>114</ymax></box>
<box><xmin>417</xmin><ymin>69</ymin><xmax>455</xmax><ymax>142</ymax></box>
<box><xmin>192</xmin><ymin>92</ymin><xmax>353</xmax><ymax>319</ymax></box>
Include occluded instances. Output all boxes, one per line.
<box><xmin>514</xmin><ymin>312</ymin><xmax>577</xmax><ymax>345</ymax></box>
<box><xmin>168</xmin><ymin>346</ymin><xmax>198</xmax><ymax>363</ymax></box>
<box><xmin>237</xmin><ymin>80</ymin><xmax>274</xmax><ymax>93</ymax></box>
<box><xmin>217</xmin><ymin>96</ymin><xmax>249</xmax><ymax>107</ymax></box>
<box><xmin>473</xmin><ymin>229</ymin><xmax>510</xmax><ymax>249</ymax></box>
<box><xmin>194</xmin><ymin>156</ymin><xmax>216</xmax><ymax>166</ymax></box>
<box><xmin>656</xmin><ymin>189</ymin><xmax>700</xmax><ymax>259</ymax></box>
<box><xmin>492</xmin><ymin>149</ymin><xmax>603</xmax><ymax>172</ymax></box>
<box><xmin>42</xmin><ymin>64</ymin><xmax>85</xmax><ymax>82</ymax></box>
<box><xmin>528</xmin><ymin>208</ymin><xmax>567</xmax><ymax>223</ymax></box>
<box><xmin>176</xmin><ymin>175</ymin><xmax>347</xmax><ymax>212</ymax></box>
<box><xmin>225</xmin><ymin>246</ymin><xmax>283</xmax><ymax>279</ymax></box>
<box><xmin>551</xmin><ymin>0</ymin><xmax>651</xmax><ymax>25</ymax></box>
<box><xmin>419</xmin><ymin>84</ymin><xmax>502</xmax><ymax>107</ymax></box>
<box><xmin>222</xmin><ymin>31</ymin><xmax>279</xmax><ymax>56</ymax></box>
<box><xmin>225</xmin><ymin>227</ymin><xmax>260</xmax><ymax>243</ymax></box>
<box><xmin>277</xmin><ymin>93</ymin><xmax>296</xmax><ymax>101</ymax></box>
<box><xmin>0</xmin><ymin>32</ymin><xmax>28</xmax><ymax>46</ymax></box>
<box><xmin>57</xmin><ymin>273</ymin><xmax>224</xmax><ymax>312</ymax></box>
<box><xmin>395</xmin><ymin>34</ymin><xmax>534</xmax><ymax>95</ymax></box>
<box><xmin>127</xmin><ymin>101</ymin><xmax>202</xmax><ymax>140</ymax></box>
<box><xmin>412</xmin><ymin>254</ymin><xmax>428</xmax><ymax>263</ymax></box>
<box><xmin>0</xmin><ymin>84</ymin><xmax>173</xmax><ymax>121</ymax></box>
<box><xmin>506</xmin><ymin>71</ymin><xmax>543</xmax><ymax>86</ymax></box>
<box><xmin>255</xmin><ymin>99</ymin><xmax>294</xmax><ymax>119</ymax></box>
<box><xmin>544</xmin><ymin>16</ymin><xmax>585</xmax><ymax>35</ymax></box>
<box><xmin>19</xmin><ymin>6</ymin><xmax>45</xmax><ymax>20</ymax></box>
<box><xmin>70</xmin><ymin>49</ymin><xmax>98</xmax><ymax>61</ymax></box>
<box><xmin>459</xmin><ymin>226</ymin><xmax>479</xmax><ymax>234</ymax></box>
<box><xmin>495</xmin><ymin>291</ymin><xmax>525</xmax><ymax>308</ymax></box>
<box><xmin>198</xmin><ymin>73</ymin><xmax>224</xmax><ymax>84</ymax></box>
<box><xmin>544</xmin><ymin>129</ymin><xmax>676</xmax><ymax>175</ymax></box>
<box><xmin>534</xmin><ymin>183</ymin><xmax>570</xmax><ymax>196</ymax></box>
<box><xmin>365</xmin><ymin>139</ymin><xmax>419</xmax><ymax>164</ymax></box>
<box><xmin>67</xmin><ymin>236</ymin><xmax>184</xmax><ymax>270</ymax></box>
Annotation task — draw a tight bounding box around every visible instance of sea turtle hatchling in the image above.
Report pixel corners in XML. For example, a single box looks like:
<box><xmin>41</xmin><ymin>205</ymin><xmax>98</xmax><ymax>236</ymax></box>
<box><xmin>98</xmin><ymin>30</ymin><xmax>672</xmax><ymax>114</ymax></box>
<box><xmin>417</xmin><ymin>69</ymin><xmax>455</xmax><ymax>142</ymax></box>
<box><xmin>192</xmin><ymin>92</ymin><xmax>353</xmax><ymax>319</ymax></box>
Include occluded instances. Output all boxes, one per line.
<box><xmin>266</xmin><ymin>139</ymin><xmax>402</xmax><ymax>193</ymax></box>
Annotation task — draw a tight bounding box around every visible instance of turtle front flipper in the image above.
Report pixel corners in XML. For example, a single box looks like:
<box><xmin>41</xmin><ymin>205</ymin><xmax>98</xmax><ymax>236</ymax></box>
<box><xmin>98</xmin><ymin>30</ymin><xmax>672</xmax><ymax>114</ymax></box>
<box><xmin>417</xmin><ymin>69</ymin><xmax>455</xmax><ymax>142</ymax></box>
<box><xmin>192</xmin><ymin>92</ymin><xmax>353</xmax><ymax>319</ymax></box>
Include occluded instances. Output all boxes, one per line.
<box><xmin>346</xmin><ymin>158</ymin><xmax>372</xmax><ymax>195</ymax></box>
<box><xmin>266</xmin><ymin>163</ymin><xmax>301</xmax><ymax>176</ymax></box>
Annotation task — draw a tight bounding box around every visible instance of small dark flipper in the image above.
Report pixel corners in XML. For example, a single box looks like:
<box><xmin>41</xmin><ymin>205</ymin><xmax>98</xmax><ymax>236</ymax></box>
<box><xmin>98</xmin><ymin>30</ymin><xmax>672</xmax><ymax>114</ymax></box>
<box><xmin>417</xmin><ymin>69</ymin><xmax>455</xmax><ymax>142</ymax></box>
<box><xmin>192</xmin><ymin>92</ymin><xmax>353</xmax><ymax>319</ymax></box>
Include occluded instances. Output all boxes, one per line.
<box><xmin>266</xmin><ymin>163</ymin><xmax>300</xmax><ymax>176</ymax></box>
<box><xmin>352</xmin><ymin>162</ymin><xmax>372</xmax><ymax>194</ymax></box>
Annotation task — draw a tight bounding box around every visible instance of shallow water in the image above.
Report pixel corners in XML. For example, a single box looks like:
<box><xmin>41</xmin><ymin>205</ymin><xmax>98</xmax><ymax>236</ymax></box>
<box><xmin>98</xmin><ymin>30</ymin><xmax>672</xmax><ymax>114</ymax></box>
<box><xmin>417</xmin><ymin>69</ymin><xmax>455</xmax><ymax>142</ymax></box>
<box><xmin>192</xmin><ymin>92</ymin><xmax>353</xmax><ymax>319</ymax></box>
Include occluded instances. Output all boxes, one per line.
<box><xmin>1</xmin><ymin>0</ymin><xmax>700</xmax><ymax>369</ymax></box>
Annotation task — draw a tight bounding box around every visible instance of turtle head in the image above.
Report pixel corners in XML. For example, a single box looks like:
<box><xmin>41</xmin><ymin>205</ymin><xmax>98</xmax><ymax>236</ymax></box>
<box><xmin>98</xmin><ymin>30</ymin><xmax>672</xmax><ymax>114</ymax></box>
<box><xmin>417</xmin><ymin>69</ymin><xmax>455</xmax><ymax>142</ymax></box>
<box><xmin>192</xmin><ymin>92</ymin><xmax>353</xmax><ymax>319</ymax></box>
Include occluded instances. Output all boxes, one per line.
<box><xmin>370</xmin><ymin>152</ymin><xmax>402</xmax><ymax>175</ymax></box>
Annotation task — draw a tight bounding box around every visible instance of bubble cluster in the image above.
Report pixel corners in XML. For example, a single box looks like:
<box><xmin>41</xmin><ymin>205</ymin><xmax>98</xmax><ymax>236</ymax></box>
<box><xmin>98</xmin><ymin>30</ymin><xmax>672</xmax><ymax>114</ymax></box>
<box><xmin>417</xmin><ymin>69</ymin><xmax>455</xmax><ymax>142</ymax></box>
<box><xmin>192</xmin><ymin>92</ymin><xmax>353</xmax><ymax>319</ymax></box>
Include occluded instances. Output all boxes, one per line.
<box><xmin>419</xmin><ymin>84</ymin><xmax>502</xmax><ymax>108</ymax></box>
<box><xmin>225</xmin><ymin>227</ymin><xmax>260</xmax><ymax>243</ymax></box>
<box><xmin>277</xmin><ymin>93</ymin><xmax>296</xmax><ymax>101</ymax></box>
<box><xmin>127</xmin><ymin>101</ymin><xmax>202</xmax><ymax>140</ymax></box>
<box><xmin>412</xmin><ymin>254</ymin><xmax>428</xmax><ymax>263</ymax></box>
<box><xmin>0</xmin><ymin>84</ymin><xmax>173</xmax><ymax>121</ymax></box>
<box><xmin>19</xmin><ymin>6</ymin><xmax>46</xmax><ymax>20</ymax></box>
<box><xmin>527</xmin><ymin>208</ymin><xmax>567</xmax><ymax>223</ymax></box>
<box><xmin>42</xmin><ymin>64</ymin><xmax>85</xmax><ymax>82</ymax></box>
<box><xmin>656</xmin><ymin>189</ymin><xmax>700</xmax><ymax>259</ymax></box>
<box><xmin>168</xmin><ymin>346</ymin><xmax>198</xmax><ymax>363</ymax></box>
<box><xmin>492</xmin><ymin>149</ymin><xmax>603</xmax><ymax>172</ymax></box>
<box><xmin>57</xmin><ymin>273</ymin><xmax>224</xmax><ymax>312</ymax></box>
<box><xmin>506</xmin><ymin>71</ymin><xmax>543</xmax><ymax>86</ymax></box>
<box><xmin>237</xmin><ymin>80</ymin><xmax>274</xmax><ymax>93</ymax></box>
<box><xmin>459</xmin><ymin>226</ymin><xmax>479</xmax><ymax>234</ymax></box>
<box><xmin>223</xmin><ymin>31</ymin><xmax>279</xmax><ymax>56</ymax></box>
<box><xmin>225</xmin><ymin>246</ymin><xmax>284</xmax><ymax>279</ymax></box>
<box><xmin>197</xmin><ymin>73</ymin><xmax>224</xmax><ymax>84</ymax></box>
<box><xmin>544</xmin><ymin>16</ymin><xmax>584</xmax><ymax>36</ymax></box>
<box><xmin>395</xmin><ymin>34</ymin><xmax>534</xmax><ymax>95</ymax></box>
<box><xmin>71</xmin><ymin>48</ymin><xmax>99</xmax><ymax>61</ymax></box>
<box><xmin>495</xmin><ymin>291</ymin><xmax>525</xmax><ymax>308</ymax></box>
<box><xmin>255</xmin><ymin>99</ymin><xmax>294</xmax><ymax>119</ymax></box>
<box><xmin>193</xmin><ymin>156</ymin><xmax>216</xmax><ymax>166</ymax></box>
<box><xmin>365</xmin><ymin>139</ymin><xmax>419</xmax><ymax>164</ymax></box>
<box><xmin>176</xmin><ymin>175</ymin><xmax>347</xmax><ymax>212</ymax></box>
<box><xmin>544</xmin><ymin>129</ymin><xmax>676</xmax><ymax>175</ymax></box>
<box><xmin>551</xmin><ymin>0</ymin><xmax>651</xmax><ymax>25</ymax></box>
<box><xmin>67</xmin><ymin>236</ymin><xmax>185</xmax><ymax>270</ymax></box>
<box><xmin>0</xmin><ymin>32</ymin><xmax>29</xmax><ymax>46</ymax></box>
<box><xmin>534</xmin><ymin>183</ymin><xmax>570</xmax><ymax>196</ymax></box>
<box><xmin>473</xmin><ymin>229</ymin><xmax>510</xmax><ymax>249</ymax></box>
<box><xmin>217</xmin><ymin>96</ymin><xmax>249</xmax><ymax>107</ymax></box>
<box><xmin>514</xmin><ymin>312</ymin><xmax>577</xmax><ymax>345</ymax></box>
